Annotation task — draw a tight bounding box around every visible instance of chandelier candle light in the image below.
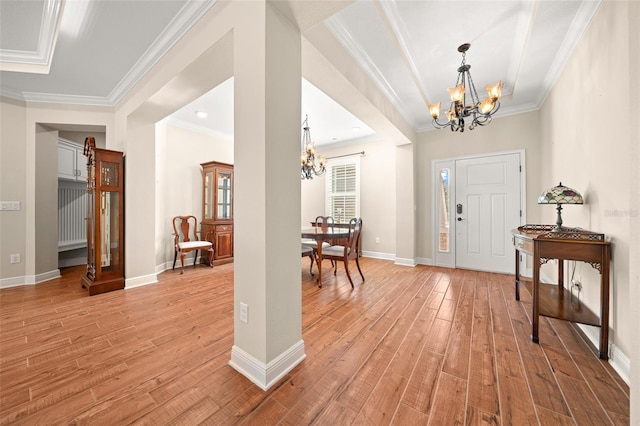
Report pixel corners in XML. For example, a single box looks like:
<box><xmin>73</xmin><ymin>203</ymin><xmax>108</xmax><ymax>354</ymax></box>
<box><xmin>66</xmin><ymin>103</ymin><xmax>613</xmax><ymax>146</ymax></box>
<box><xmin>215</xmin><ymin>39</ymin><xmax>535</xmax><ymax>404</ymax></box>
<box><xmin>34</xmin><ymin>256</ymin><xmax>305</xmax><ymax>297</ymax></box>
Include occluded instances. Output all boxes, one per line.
<box><xmin>429</xmin><ymin>43</ymin><xmax>503</xmax><ymax>132</ymax></box>
<box><xmin>300</xmin><ymin>114</ymin><xmax>326</xmax><ymax>180</ymax></box>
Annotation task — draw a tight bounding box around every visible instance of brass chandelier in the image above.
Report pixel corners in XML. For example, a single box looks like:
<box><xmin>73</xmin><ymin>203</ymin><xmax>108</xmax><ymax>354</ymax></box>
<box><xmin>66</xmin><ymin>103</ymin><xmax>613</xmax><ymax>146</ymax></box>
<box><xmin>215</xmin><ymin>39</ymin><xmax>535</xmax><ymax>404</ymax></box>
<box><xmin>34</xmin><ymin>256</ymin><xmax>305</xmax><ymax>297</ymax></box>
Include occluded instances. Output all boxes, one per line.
<box><xmin>429</xmin><ymin>43</ymin><xmax>503</xmax><ymax>132</ymax></box>
<box><xmin>300</xmin><ymin>114</ymin><xmax>326</xmax><ymax>180</ymax></box>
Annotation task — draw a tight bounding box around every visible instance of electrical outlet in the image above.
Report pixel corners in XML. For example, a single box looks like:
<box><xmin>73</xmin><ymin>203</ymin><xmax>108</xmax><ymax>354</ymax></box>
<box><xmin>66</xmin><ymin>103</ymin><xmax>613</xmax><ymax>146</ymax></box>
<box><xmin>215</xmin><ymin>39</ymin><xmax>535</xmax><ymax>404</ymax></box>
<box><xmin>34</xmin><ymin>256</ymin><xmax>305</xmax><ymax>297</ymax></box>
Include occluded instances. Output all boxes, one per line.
<box><xmin>0</xmin><ymin>201</ymin><xmax>21</xmax><ymax>211</ymax></box>
<box><xmin>572</xmin><ymin>280</ymin><xmax>582</xmax><ymax>291</ymax></box>
<box><xmin>240</xmin><ymin>302</ymin><xmax>248</xmax><ymax>324</ymax></box>
<box><xmin>10</xmin><ymin>254</ymin><xmax>20</xmax><ymax>264</ymax></box>
<box><xmin>375</xmin><ymin>237</ymin><xmax>380</xmax><ymax>244</ymax></box>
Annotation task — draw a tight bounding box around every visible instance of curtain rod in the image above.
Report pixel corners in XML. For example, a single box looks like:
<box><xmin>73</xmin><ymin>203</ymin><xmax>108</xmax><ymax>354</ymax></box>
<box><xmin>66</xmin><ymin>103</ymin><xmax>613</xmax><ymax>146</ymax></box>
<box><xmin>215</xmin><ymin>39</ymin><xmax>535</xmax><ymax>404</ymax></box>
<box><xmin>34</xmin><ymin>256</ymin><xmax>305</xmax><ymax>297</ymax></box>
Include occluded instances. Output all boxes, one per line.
<box><xmin>326</xmin><ymin>151</ymin><xmax>365</xmax><ymax>160</ymax></box>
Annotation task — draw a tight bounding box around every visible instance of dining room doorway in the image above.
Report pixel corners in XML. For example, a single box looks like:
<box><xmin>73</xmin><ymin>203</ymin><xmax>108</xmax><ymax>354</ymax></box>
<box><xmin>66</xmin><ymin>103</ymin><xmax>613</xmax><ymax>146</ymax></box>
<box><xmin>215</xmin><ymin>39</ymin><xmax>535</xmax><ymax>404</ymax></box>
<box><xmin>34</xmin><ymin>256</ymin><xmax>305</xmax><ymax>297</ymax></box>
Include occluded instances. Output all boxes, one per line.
<box><xmin>433</xmin><ymin>150</ymin><xmax>524</xmax><ymax>273</ymax></box>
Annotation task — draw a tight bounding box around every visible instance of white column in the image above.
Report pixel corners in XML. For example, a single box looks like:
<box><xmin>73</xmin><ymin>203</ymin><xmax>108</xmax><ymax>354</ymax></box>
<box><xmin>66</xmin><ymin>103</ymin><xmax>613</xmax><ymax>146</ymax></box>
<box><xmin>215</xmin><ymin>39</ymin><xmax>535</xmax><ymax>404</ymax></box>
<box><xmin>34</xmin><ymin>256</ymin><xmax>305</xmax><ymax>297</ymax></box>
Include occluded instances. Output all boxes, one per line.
<box><xmin>395</xmin><ymin>143</ymin><xmax>416</xmax><ymax>266</ymax></box>
<box><xmin>124</xmin><ymin>118</ymin><xmax>157</xmax><ymax>287</ymax></box>
<box><xmin>229</xmin><ymin>1</ymin><xmax>304</xmax><ymax>390</ymax></box>
<box><xmin>628</xmin><ymin>0</ymin><xmax>639</xmax><ymax>421</ymax></box>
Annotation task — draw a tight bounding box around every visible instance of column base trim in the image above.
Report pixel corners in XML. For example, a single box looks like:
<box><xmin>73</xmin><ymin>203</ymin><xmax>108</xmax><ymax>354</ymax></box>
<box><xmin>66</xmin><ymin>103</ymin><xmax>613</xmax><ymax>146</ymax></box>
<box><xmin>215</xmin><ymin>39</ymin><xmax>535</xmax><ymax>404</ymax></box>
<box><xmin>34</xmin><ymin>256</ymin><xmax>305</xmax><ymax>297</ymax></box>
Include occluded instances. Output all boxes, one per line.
<box><xmin>229</xmin><ymin>339</ymin><xmax>306</xmax><ymax>391</ymax></box>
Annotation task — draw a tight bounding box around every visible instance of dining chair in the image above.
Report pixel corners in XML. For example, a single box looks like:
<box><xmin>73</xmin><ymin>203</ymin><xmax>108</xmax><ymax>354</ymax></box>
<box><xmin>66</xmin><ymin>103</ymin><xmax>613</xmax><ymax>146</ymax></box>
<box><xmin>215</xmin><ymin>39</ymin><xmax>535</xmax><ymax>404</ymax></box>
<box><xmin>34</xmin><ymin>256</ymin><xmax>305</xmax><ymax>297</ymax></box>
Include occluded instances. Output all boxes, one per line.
<box><xmin>322</xmin><ymin>217</ymin><xmax>364</xmax><ymax>288</ymax></box>
<box><xmin>313</xmin><ymin>215</ymin><xmax>338</xmax><ymax>265</ymax></box>
<box><xmin>172</xmin><ymin>215</ymin><xmax>214</xmax><ymax>274</ymax></box>
<box><xmin>302</xmin><ymin>215</ymin><xmax>335</xmax><ymax>261</ymax></box>
<box><xmin>301</xmin><ymin>244</ymin><xmax>316</xmax><ymax>276</ymax></box>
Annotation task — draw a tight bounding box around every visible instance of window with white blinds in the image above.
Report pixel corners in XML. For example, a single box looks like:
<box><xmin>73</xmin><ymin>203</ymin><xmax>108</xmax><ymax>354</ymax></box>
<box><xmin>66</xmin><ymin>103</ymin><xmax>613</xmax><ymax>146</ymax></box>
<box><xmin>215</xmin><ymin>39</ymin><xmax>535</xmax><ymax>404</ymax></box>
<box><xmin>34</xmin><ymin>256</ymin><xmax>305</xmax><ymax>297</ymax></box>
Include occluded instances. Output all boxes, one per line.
<box><xmin>325</xmin><ymin>156</ymin><xmax>360</xmax><ymax>224</ymax></box>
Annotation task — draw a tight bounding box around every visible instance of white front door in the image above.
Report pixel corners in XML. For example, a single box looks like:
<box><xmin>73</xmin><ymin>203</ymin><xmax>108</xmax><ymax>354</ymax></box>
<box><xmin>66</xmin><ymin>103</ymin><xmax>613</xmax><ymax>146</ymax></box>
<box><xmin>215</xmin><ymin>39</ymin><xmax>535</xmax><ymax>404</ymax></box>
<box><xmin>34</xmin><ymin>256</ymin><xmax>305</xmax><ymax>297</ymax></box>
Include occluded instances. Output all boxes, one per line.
<box><xmin>433</xmin><ymin>152</ymin><xmax>522</xmax><ymax>273</ymax></box>
<box><xmin>455</xmin><ymin>153</ymin><xmax>521</xmax><ymax>273</ymax></box>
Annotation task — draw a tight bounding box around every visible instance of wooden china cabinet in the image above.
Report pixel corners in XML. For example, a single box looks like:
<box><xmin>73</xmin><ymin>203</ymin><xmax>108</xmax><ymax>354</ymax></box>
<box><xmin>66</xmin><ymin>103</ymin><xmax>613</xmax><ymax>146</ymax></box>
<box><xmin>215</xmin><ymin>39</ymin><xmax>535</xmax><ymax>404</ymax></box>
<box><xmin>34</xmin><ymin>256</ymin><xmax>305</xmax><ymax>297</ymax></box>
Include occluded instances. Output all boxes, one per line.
<box><xmin>201</xmin><ymin>161</ymin><xmax>233</xmax><ymax>265</ymax></box>
<box><xmin>81</xmin><ymin>137</ymin><xmax>125</xmax><ymax>295</ymax></box>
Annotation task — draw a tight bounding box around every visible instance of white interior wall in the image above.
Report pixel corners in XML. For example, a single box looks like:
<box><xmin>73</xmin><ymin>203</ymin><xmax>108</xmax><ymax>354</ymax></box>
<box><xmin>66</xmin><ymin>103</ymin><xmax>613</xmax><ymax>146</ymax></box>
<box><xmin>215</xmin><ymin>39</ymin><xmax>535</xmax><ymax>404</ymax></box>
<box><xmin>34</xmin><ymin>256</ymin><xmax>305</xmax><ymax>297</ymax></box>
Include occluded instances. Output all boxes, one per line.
<box><xmin>300</xmin><ymin>138</ymin><xmax>397</xmax><ymax>259</ymax></box>
<box><xmin>0</xmin><ymin>98</ymin><xmax>27</xmax><ymax>282</ymax></box>
<box><xmin>155</xmin><ymin>120</ymin><xmax>233</xmax><ymax>269</ymax></box>
<box><xmin>540</xmin><ymin>0</ymin><xmax>635</xmax><ymax>375</ymax></box>
<box><xmin>35</xmin><ymin>125</ymin><xmax>59</xmax><ymax>278</ymax></box>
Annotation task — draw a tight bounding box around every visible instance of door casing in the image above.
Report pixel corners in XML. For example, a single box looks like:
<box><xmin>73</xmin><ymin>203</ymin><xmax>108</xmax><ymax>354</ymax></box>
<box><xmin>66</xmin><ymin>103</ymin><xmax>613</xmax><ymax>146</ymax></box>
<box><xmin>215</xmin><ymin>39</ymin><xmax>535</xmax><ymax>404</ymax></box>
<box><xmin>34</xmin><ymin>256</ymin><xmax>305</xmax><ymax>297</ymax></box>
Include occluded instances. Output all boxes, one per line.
<box><xmin>432</xmin><ymin>150</ymin><xmax>526</xmax><ymax>272</ymax></box>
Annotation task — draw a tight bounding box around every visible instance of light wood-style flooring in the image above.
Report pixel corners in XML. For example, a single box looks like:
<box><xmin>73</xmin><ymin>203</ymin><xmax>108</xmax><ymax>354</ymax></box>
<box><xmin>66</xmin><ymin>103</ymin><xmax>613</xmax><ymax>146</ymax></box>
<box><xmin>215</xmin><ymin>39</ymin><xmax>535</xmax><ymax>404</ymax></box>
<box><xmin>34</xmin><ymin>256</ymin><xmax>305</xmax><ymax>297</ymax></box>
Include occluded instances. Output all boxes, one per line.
<box><xmin>0</xmin><ymin>258</ymin><xmax>630</xmax><ymax>425</ymax></box>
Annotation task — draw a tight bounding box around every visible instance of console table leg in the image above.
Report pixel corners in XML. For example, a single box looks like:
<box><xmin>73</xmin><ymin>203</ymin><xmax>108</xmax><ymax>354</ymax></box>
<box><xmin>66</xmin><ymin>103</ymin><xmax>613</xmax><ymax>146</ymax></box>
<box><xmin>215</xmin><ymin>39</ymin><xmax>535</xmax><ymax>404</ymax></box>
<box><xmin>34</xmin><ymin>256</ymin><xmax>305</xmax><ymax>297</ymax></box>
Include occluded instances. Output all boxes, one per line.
<box><xmin>515</xmin><ymin>249</ymin><xmax>521</xmax><ymax>301</ymax></box>
<box><xmin>532</xmin><ymin>248</ymin><xmax>540</xmax><ymax>343</ymax></box>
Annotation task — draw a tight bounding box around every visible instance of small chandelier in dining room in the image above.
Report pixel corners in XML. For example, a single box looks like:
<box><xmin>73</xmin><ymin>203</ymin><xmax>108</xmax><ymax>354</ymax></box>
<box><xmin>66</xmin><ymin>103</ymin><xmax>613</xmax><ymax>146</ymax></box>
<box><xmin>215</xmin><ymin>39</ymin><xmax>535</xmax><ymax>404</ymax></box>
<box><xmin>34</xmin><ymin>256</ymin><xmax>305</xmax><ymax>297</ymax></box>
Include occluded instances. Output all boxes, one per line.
<box><xmin>300</xmin><ymin>114</ymin><xmax>326</xmax><ymax>180</ymax></box>
<box><xmin>429</xmin><ymin>43</ymin><xmax>503</xmax><ymax>132</ymax></box>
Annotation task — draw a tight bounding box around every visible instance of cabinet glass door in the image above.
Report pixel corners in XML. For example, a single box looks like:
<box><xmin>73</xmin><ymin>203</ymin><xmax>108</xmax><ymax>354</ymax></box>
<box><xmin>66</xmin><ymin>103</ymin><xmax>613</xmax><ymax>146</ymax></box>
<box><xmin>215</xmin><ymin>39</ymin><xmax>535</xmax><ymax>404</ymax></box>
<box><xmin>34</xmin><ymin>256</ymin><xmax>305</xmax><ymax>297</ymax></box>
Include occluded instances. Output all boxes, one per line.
<box><xmin>204</xmin><ymin>171</ymin><xmax>213</xmax><ymax>220</ymax></box>
<box><xmin>216</xmin><ymin>171</ymin><xmax>232</xmax><ymax>220</ymax></box>
<box><xmin>99</xmin><ymin>191</ymin><xmax>120</xmax><ymax>273</ymax></box>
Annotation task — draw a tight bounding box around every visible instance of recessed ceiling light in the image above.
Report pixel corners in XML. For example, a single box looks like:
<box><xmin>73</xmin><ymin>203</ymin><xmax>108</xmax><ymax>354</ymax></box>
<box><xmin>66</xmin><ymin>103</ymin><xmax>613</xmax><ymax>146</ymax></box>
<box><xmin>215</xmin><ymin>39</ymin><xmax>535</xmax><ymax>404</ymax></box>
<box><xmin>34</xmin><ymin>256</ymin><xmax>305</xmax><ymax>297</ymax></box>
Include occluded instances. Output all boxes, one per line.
<box><xmin>195</xmin><ymin>111</ymin><xmax>208</xmax><ymax>119</ymax></box>
<box><xmin>352</xmin><ymin>126</ymin><xmax>360</xmax><ymax>132</ymax></box>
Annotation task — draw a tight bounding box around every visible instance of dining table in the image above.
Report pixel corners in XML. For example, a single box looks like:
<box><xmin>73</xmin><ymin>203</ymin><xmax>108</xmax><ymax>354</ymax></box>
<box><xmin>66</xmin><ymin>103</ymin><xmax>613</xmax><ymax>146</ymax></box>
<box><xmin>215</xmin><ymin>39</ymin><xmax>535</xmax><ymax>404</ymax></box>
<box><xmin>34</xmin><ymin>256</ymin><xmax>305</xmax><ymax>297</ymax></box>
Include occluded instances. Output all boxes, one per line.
<box><xmin>301</xmin><ymin>226</ymin><xmax>352</xmax><ymax>287</ymax></box>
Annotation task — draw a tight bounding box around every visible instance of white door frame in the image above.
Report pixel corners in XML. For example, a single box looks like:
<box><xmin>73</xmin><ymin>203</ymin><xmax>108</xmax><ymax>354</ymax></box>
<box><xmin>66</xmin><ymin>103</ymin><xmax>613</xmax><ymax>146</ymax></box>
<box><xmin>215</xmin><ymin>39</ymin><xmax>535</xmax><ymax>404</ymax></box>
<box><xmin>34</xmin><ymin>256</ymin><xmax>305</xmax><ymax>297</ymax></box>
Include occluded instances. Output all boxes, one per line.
<box><xmin>432</xmin><ymin>149</ymin><xmax>527</xmax><ymax>270</ymax></box>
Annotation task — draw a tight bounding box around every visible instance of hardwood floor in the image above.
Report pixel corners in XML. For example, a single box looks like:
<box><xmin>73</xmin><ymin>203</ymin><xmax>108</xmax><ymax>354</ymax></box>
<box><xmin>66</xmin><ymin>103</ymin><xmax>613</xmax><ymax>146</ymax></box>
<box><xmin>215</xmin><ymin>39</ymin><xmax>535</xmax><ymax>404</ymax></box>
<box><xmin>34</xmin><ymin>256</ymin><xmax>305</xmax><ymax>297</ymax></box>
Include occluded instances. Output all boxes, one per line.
<box><xmin>0</xmin><ymin>258</ymin><xmax>629</xmax><ymax>425</ymax></box>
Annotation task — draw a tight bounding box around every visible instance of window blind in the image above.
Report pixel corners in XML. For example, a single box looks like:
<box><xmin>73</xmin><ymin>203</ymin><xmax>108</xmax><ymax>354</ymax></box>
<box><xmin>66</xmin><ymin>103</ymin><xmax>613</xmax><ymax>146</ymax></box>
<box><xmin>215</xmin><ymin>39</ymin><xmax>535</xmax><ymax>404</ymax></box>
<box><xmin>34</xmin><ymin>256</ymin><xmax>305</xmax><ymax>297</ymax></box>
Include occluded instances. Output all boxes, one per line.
<box><xmin>326</xmin><ymin>157</ymin><xmax>360</xmax><ymax>223</ymax></box>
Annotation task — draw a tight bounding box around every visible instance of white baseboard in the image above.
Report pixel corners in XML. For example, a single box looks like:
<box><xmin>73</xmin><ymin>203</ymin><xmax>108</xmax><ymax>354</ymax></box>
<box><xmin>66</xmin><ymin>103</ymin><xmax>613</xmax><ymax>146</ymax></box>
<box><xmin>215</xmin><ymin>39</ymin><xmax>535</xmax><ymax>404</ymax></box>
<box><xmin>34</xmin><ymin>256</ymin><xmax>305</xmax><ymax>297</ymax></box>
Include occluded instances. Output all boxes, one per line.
<box><xmin>229</xmin><ymin>340</ymin><xmax>306</xmax><ymax>391</ymax></box>
<box><xmin>0</xmin><ymin>275</ymin><xmax>28</xmax><ymax>289</ymax></box>
<box><xmin>125</xmin><ymin>272</ymin><xmax>158</xmax><ymax>289</ymax></box>
<box><xmin>1</xmin><ymin>269</ymin><xmax>160</xmax><ymax>292</ymax></box>
<box><xmin>156</xmin><ymin>261</ymin><xmax>172</xmax><ymax>274</ymax></box>
<box><xmin>27</xmin><ymin>269</ymin><xmax>60</xmax><ymax>284</ymax></box>
<box><xmin>156</xmin><ymin>256</ymin><xmax>206</xmax><ymax>275</ymax></box>
<box><xmin>360</xmin><ymin>254</ymin><xmax>432</xmax><ymax>267</ymax></box>
<box><xmin>1</xmin><ymin>269</ymin><xmax>61</xmax><ymax>289</ymax></box>
<box><xmin>576</xmin><ymin>323</ymin><xmax>630</xmax><ymax>385</ymax></box>
<box><xmin>362</xmin><ymin>250</ymin><xmax>394</xmax><ymax>261</ymax></box>
<box><xmin>395</xmin><ymin>257</ymin><xmax>417</xmax><ymax>267</ymax></box>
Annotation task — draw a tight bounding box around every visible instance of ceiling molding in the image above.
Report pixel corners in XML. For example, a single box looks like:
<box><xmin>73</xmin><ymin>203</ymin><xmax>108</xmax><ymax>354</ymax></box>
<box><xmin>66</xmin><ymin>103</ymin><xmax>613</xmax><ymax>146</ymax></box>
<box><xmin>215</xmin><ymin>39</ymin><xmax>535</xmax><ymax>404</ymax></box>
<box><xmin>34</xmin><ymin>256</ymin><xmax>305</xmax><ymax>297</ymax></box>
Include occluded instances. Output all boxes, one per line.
<box><xmin>375</xmin><ymin>0</ymin><xmax>431</xmax><ymax>106</ymax></box>
<box><xmin>108</xmin><ymin>0</ymin><xmax>217</xmax><ymax>105</ymax></box>
<box><xmin>0</xmin><ymin>0</ymin><xmax>63</xmax><ymax>74</ymax></box>
<box><xmin>536</xmin><ymin>0</ymin><xmax>602</xmax><ymax>108</ymax></box>
<box><xmin>21</xmin><ymin>91</ymin><xmax>114</xmax><ymax>106</ymax></box>
<box><xmin>324</xmin><ymin>18</ymin><xmax>413</xmax><ymax>125</ymax></box>
<box><xmin>4</xmin><ymin>0</ymin><xmax>216</xmax><ymax>106</ymax></box>
<box><xmin>504</xmin><ymin>0</ymin><xmax>538</xmax><ymax>99</ymax></box>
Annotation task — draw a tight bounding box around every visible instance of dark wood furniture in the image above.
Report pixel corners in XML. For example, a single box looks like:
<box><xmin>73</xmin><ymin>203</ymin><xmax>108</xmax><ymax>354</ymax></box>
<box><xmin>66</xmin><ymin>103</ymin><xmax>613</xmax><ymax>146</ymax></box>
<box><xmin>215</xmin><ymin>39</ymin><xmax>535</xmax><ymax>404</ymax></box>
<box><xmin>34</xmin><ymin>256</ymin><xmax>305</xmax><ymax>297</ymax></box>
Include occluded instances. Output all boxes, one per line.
<box><xmin>322</xmin><ymin>218</ymin><xmax>364</xmax><ymax>289</ymax></box>
<box><xmin>172</xmin><ymin>215</ymin><xmax>214</xmax><ymax>274</ymax></box>
<box><xmin>80</xmin><ymin>137</ymin><xmax>125</xmax><ymax>296</ymax></box>
<box><xmin>308</xmin><ymin>217</ymin><xmax>355</xmax><ymax>250</ymax></box>
<box><xmin>201</xmin><ymin>161</ymin><xmax>233</xmax><ymax>265</ymax></box>
<box><xmin>303</xmin><ymin>216</ymin><xmax>336</xmax><ymax>264</ymax></box>
<box><xmin>512</xmin><ymin>224</ymin><xmax>611</xmax><ymax>359</ymax></box>
<box><xmin>301</xmin><ymin>244</ymin><xmax>316</xmax><ymax>276</ymax></box>
<box><xmin>301</xmin><ymin>226</ymin><xmax>352</xmax><ymax>287</ymax></box>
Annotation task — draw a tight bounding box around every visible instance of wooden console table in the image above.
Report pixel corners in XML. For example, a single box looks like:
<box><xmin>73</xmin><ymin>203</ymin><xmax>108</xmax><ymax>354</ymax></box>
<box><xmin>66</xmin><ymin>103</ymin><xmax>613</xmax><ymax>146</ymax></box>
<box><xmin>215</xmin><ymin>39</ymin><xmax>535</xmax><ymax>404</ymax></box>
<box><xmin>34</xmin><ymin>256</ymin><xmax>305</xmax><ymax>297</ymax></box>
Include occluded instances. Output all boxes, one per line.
<box><xmin>512</xmin><ymin>225</ymin><xmax>611</xmax><ymax>359</ymax></box>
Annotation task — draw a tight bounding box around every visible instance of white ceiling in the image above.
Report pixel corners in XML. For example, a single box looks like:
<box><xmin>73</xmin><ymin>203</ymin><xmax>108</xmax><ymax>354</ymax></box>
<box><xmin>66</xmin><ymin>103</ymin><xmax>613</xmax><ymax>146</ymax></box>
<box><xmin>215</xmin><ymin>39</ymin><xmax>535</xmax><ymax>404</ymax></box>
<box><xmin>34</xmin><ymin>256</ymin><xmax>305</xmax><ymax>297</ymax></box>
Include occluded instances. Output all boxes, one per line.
<box><xmin>0</xmin><ymin>0</ymin><xmax>602</xmax><ymax>145</ymax></box>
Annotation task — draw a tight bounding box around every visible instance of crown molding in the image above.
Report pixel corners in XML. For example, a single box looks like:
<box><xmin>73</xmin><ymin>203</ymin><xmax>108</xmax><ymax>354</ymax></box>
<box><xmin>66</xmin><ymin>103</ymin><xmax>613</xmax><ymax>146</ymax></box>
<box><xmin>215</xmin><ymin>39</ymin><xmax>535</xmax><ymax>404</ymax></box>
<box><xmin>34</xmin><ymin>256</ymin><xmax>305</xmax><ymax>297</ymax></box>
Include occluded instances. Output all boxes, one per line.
<box><xmin>4</xmin><ymin>0</ymin><xmax>216</xmax><ymax>106</ymax></box>
<box><xmin>324</xmin><ymin>17</ymin><xmax>414</xmax><ymax>126</ymax></box>
<box><xmin>537</xmin><ymin>0</ymin><xmax>602</xmax><ymax>107</ymax></box>
<box><xmin>0</xmin><ymin>0</ymin><xmax>63</xmax><ymax>74</ymax></box>
<box><xmin>108</xmin><ymin>0</ymin><xmax>217</xmax><ymax>105</ymax></box>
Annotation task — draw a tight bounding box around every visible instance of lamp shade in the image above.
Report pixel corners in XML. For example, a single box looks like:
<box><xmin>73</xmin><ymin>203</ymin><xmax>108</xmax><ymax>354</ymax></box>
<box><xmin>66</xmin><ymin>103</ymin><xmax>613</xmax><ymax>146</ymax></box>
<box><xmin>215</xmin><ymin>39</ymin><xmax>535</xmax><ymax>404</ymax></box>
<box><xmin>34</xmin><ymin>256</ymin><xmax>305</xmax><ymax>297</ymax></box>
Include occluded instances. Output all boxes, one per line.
<box><xmin>538</xmin><ymin>182</ymin><xmax>584</xmax><ymax>205</ymax></box>
<box><xmin>538</xmin><ymin>182</ymin><xmax>583</xmax><ymax>231</ymax></box>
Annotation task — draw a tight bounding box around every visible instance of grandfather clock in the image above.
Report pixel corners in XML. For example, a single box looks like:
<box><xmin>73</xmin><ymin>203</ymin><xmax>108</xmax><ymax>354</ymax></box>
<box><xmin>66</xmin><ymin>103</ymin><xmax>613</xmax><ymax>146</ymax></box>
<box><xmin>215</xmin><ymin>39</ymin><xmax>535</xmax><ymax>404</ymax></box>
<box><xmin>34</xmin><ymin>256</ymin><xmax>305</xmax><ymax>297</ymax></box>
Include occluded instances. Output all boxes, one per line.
<box><xmin>81</xmin><ymin>137</ymin><xmax>125</xmax><ymax>296</ymax></box>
